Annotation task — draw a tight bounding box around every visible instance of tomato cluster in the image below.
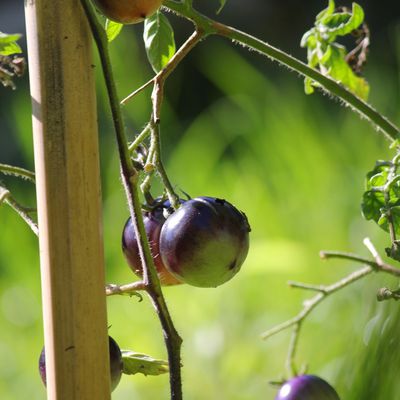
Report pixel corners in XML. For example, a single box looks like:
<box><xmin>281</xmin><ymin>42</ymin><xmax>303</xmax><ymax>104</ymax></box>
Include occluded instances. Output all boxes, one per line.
<box><xmin>122</xmin><ymin>196</ymin><xmax>251</xmax><ymax>288</ymax></box>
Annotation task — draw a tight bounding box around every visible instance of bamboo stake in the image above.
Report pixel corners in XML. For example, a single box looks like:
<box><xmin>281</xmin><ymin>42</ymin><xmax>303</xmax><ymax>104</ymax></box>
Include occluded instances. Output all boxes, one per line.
<box><xmin>24</xmin><ymin>0</ymin><xmax>111</xmax><ymax>398</ymax></box>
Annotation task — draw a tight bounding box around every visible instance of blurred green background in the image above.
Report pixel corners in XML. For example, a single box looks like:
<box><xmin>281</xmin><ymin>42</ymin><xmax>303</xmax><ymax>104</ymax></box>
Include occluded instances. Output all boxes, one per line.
<box><xmin>1</xmin><ymin>0</ymin><xmax>400</xmax><ymax>399</ymax></box>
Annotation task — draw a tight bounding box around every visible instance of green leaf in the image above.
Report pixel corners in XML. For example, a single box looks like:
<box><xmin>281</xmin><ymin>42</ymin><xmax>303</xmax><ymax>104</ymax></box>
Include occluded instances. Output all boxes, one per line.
<box><xmin>217</xmin><ymin>0</ymin><xmax>228</xmax><ymax>14</ymax></box>
<box><xmin>143</xmin><ymin>11</ymin><xmax>176</xmax><ymax>73</ymax></box>
<box><xmin>0</xmin><ymin>32</ymin><xmax>22</xmax><ymax>56</ymax></box>
<box><xmin>378</xmin><ymin>206</ymin><xmax>400</xmax><ymax>236</ymax></box>
<box><xmin>316</xmin><ymin>0</ymin><xmax>336</xmax><ymax>23</ymax></box>
<box><xmin>325</xmin><ymin>44</ymin><xmax>369</xmax><ymax>100</ymax></box>
<box><xmin>325</xmin><ymin>3</ymin><xmax>364</xmax><ymax>38</ymax></box>
<box><xmin>122</xmin><ymin>350</ymin><xmax>169</xmax><ymax>376</ymax></box>
<box><xmin>301</xmin><ymin>2</ymin><xmax>368</xmax><ymax>99</ymax></box>
<box><xmin>361</xmin><ymin>190</ymin><xmax>385</xmax><ymax>222</ymax></box>
<box><xmin>361</xmin><ymin>157</ymin><xmax>400</xmax><ymax>237</ymax></box>
<box><xmin>105</xmin><ymin>20</ymin><xmax>123</xmax><ymax>43</ymax></box>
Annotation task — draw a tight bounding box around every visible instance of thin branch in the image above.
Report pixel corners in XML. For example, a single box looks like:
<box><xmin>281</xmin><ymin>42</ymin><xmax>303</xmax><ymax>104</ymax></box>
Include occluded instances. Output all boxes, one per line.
<box><xmin>106</xmin><ymin>280</ymin><xmax>146</xmax><ymax>296</ymax></box>
<box><xmin>262</xmin><ymin>238</ymin><xmax>400</xmax><ymax>341</ymax></box>
<box><xmin>150</xmin><ymin>118</ymin><xmax>180</xmax><ymax>209</ymax></box>
<box><xmin>287</xmin><ymin>281</ymin><xmax>326</xmax><ymax>293</ymax></box>
<box><xmin>285</xmin><ymin>323</ymin><xmax>300</xmax><ymax>377</ymax></box>
<box><xmin>260</xmin><ymin>265</ymin><xmax>372</xmax><ymax>340</ymax></box>
<box><xmin>0</xmin><ymin>163</ymin><xmax>36</xmax><ymax>183</ymax></box>
<box><xmin>164</xmin><ymin>0</ymin><xmax>400</xmax><ymax>142</ymax></box>
<box><xmin>5</xmin><ymin>195</ymin><xmax>39</xmax><ymax>236</ymax></box>
<box><xmin>128</xmin><ymin>123</ymin><xmax>151</xmax><ymax>153</ymax></box>
<box><xmin>121</xmin><ymin>78</ymin><xmax>154</xmax><ymax>105</ymax></box>
<box><xmin>121</xmin><ymin>28</ymin><xmax>205</xmax><ymax>106</ymax></box>
<box><xmin>320</xmin><ymin>249</ymin><xmax>400</xmax><ymax>277</ymax></box>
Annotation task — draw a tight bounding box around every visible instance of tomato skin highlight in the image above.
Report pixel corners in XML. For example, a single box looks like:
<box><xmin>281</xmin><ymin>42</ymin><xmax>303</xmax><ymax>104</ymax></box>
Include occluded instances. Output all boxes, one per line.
<box><xmin>159</xmin><ymin>197</ymin><xmax>250</xmax><ymax>288</ymax></box>
<box><xmin>275</xmin><ymin>375</ymin><xmax>340</xmax><ymax>400</ymax></box>
<box><xmin>91</xmin><ymin>0</ymin><xmax>163</xmax><ymax>24</ymax></box>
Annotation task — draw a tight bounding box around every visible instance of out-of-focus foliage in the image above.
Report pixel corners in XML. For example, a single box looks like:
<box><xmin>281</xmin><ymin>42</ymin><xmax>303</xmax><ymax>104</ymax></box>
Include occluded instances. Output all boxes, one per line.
<box><xmin>0</xmin><ymin>2</ymin><xmax>400</xmax><ymax>400</ymax></box>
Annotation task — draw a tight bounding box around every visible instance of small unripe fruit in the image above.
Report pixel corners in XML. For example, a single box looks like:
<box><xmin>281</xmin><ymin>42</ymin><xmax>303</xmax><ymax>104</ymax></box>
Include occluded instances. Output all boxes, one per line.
<box><xmin>159</xmin><ymin>197</ymin><xmax>250</xmax><ymax>288</ymax></box>
<box><xmin>275</xmin><ymin>375</ymin><xmax>340</xmax><ymax>400</ymax></box>
<box><xmin>122</xmin><ymin>203</ymin><xmax>183</xmax><ymax>286</ymax></box>
<box><xmin>38</xmin><ymin>336</ymin><xmax>123</xmax><ymax>392</ymax></box>
<box><xmin>91</xmin><ymin>0</ymin><xmax>163</xmax><ymax>24</ymax></box>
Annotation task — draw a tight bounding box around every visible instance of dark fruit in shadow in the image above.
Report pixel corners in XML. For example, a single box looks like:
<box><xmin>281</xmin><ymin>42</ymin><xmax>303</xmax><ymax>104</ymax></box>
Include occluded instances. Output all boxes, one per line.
<box><xmin>39</xmin><ymin>336</ymin><xmax>123</xmax><ymax>392</ymax></box>
<box><xmin>122</xmin><ymin>203</ymin><xmax>183</xmax><ymax>286</ymax></box>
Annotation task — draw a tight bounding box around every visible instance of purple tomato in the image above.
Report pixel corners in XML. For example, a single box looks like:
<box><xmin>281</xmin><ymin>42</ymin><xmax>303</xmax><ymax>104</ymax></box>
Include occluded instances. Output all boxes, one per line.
<box><xmin>275</xmin><ymin>375</ymin><xmax>340</xmax><ymax>400</ymax></box>
<box><xmin>39</xmin><ymin>336</ymin><xmax>123</xmax><ymax>392</ymax></box>
<box><xmin>159</xmin><ymin>197</ymin><xmax>250</xmax><ymax>288</ymax></box>
<box><xmin>122</xmin><ymin>201</ymin><xmax>183</xmax><ymax>286</ymax></box>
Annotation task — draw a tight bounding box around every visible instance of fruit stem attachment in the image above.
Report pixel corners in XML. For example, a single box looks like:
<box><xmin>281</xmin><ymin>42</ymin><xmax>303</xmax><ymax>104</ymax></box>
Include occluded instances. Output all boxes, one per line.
<box><xmin>164</xmin><ymin>0</ymin><xmax>400</xmax><ymax>142</ymax></box>
<box><xmin>105</xmin><ymin>280</ymin><xmax>146</xmax><ymax>296</ymax></box>
<box><xmin>79</xmin><ymin>1</ymin><xmax>183</xmax><ymax>398</ymax></box>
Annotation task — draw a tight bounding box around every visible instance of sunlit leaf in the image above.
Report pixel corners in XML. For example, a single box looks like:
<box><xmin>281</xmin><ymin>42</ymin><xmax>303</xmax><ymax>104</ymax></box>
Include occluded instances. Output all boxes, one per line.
<box><xmin>326</xmin><ymin>44</ymin><xmax>369</xmax><ymax>99</ymax></box>
<box><xmin>301</xmin><ymin>2</ymin><xmax>368</xmax><ymax>99</ymax></box>
<box><xmin>105</xmin><ymin>20</ymin><xmax>123</xmax><ymax>43</ymax></box>
<box><xmin>326</xmin><ymin>3</ymin><xmax>364</xmax><ymax>38</ymax></box>
<box><xmin>122</xmin><ymin>350</ymin><xmax>169</xmax><ymax>376</ymax></box>
<box><xmin>316</xmin><ymin>0</ymin><xmax>336</xmax><ymax>23</ymax></box>
<box><xmin>0</xmin><ymin>32</ymin><xmax>22</xmax><ymax>56</ymax></box>
<box><xmin>143</xmin><ymin>11</ymin><xmax>176</xmax><ymax>73</ymax></box>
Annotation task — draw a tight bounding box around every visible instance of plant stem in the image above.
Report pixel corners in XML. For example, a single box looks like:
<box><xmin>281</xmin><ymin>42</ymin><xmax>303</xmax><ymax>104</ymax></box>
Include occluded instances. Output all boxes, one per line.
<box><xmin>79</xmin><ymin>2</ymin><xmax>182</xmax><ymax>398</ymax></box>
<box><xmin>260</xmin><ymin>265</ymin><xmax>373</xmax><ymax>340</ymax></box>
<box><xmin>150</xmin><ymin>118</ymin><xmax>180</xmax><ymax>209</ymax></box>
<box><xmin>122</xmin><ymin>28</ymin><xmax>206</xmax><ymax>106</ymax></box>
<box><xmin>164</xmin><ymin>0</ymin><xmax>400</xmax><ymax>143</ymax></box>
<box><xmin>5</xmin><ymin>195</ymin><xmax>38</xmax><ymax>236</ymax></box>
<box><xmin>128</xmin><ymin>123</ymin><xmax>151</xmax><ymax>153</ymax></box>
<box><xmin>319</xmin><ymin>249</ymin><xmax>400</xmax><ymax>276</ymax></box>
<box><xmin>285</xmin><ymin>323</ymin><xmax>300</xmax><ymax>377</ymax></box>
<box><xmin>105</xmin><ymin>281</ymin><xmax>146</xmax><ymax>296</ymax></box>
<box><xmin>0</xmin><ymin>163</ymin><xmax>36</xmax><ymax>183</ymax></box>
<box><xmin>262</xmin><ymin>238</ymin><xmax>400</xmax><ymax>341</ymax></box>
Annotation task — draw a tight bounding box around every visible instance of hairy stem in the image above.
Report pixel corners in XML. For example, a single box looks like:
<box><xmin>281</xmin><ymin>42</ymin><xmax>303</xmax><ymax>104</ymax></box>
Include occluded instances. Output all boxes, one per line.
<box><xmin>261</xmin><ymin>265</ymin><xmax>373</xmax><ymax>340</ymax></box>
<box><xmin>106</xmin><ymin>280</ymin><xmax>146</xmax><ymax>296</ymax></box>
<box><xmin>262</xmin><ymin>238</ymin><xmax>400</xmax><ymax>341</ymax></box>
<box><xmin>4</xmin><ymin>195</ymin><xmax>38</xmax><ymax>236</ymax></box>
<box><xmin>0</xmin><ymin>163</ymin><xmax>36</xmax><ymax>183</ymax></box>
<box><xmin>122</xmin><ymin>28</ymin><xmax>205</xmax><ymax>105</ymax></box>
<box><xmin>79</xmin><ymin>2</ymin><xmax>182</xmax><ymax>398</ymax></box>
<box><xmin>164</xmin><ymin>0</ymin><xmax>400</xmax><ymax>142</ymax></box>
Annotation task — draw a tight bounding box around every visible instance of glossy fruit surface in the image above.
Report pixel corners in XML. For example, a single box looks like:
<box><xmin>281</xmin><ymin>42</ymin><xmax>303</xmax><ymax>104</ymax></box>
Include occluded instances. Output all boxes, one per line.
<box><xmin>92</xmin><ymin>0</ymin><xmax>163</xmax><ymax>24</ymax></box>
<box><xmin>275</xmin><ymin>375</ymin><xmax>340</xmax><ymax>400</ymax></box>
<box><xmin>108</xmin><ymin>336</ymin><xmax>123</xmax><ymax>391</ymax></box>
<box><xmin>39</xmin><ymin>336</ymin><xmax>123</xmax><ymax>392</ymax></box>
<box><xmin>159</xmin><ymin>197</ymin><xmax>250</xmax><ymax>288</ymax></box>
<box><xmin>122</xmin><ymin>202</ymin><xmax>182</xmax><ymax>286</ymax></box>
